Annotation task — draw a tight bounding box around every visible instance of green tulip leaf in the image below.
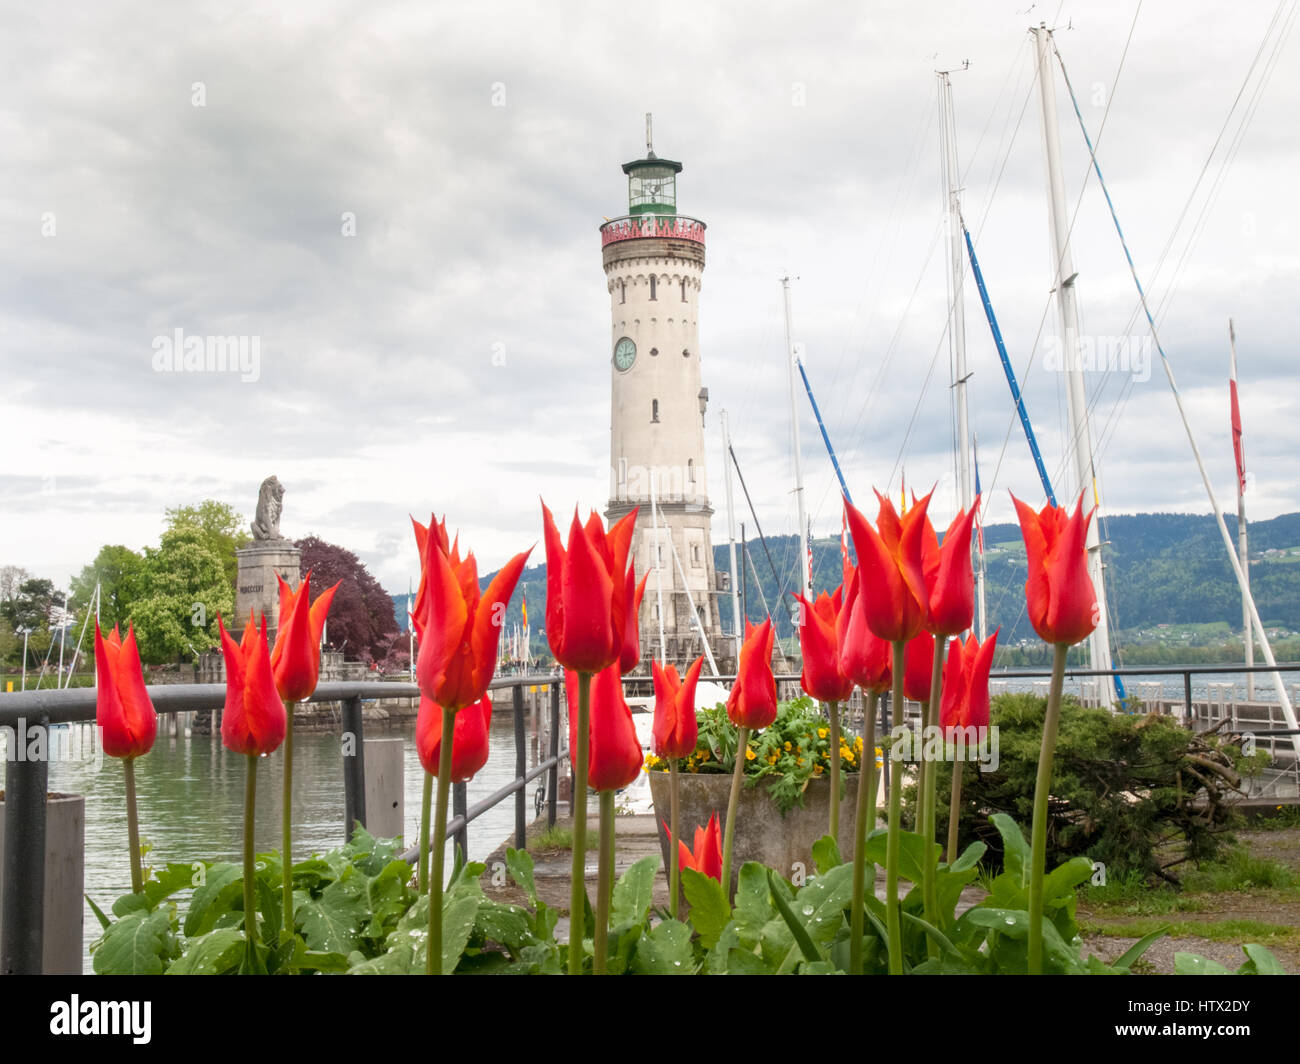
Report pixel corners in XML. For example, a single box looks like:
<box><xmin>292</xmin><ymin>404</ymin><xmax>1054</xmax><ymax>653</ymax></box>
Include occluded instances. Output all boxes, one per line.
<box><xmin>611</xmin><ymin>855</ymin><xmax>660</xmax><ymax>930</ymax></box>
<box><xmin>949</xmin><ymin>841</ymin><xmax>987</xmax><ymax>874</ymax></box>
<box><xmin>1174</xmin><ymin>951</ymin><xmax>1231</xmax><ymax>975</ymax></box>
<box><xmin>863</xmin><ymin>829</ymin><xmax>942</xmax><ymax>886</ymax></box>
<box><xmin>92</xmin><ymin>909</ymin><xmax>173</xmax><ymax>975</ymax></box>
<box><xmin>990</xmin><ymin>813</ymin><xmax>1031</xmax><ymax>887</ymax></box>
<box><xmin>473</xmin><ymin>902</ymin><xmax>533</xmax><ymax>954</ymax></box>
<box><xmin>1239</xmin><ymin>944</ymin><xmax>1286</xmax><ymax>975</ymax></box>
<box><xmin>633</xmin><ymin>920</ymin><xmax>695</xmax><ymax>974</ymax></box>
<box><xmin>299</xmin><ymin>879</ymin><xmax>367</xmax><ymax>955</ymax></box>
<box><xmin>767</xmin><ymin>869</ymin><xmax>823</xmax><ymax>965</ymax></box>
<box><xmin>86</xmin><ymin>894</ymin><xmax>111</xmax><ymax>932</ymax></box>
<box><xmin>505</xmin><ymin>847</ymin><xmax>539</xmax><ymax>906</ymax></box>
<box><xmin>166</xmin><ymin>929</ymin><xmax>245</xmax><ymax>975</ymax></box>
<box><xmin>1111</xmin><ymin>927</ymin><xmax>1167</xmax><ymax>971</ymax></box>
<box><xmin>811</xmin><ymin>834</ymin><xmax>843</xmax><ymax>873</ymax></box>
<box><xmin>733</xmin><ymin>862</ymin><xmax>774</xmax><ymax>941</ymax></box>
<box><xmin>681</xmin><ymin>867</ymin><xmax>730</xmax><ymax>950</ymax></box>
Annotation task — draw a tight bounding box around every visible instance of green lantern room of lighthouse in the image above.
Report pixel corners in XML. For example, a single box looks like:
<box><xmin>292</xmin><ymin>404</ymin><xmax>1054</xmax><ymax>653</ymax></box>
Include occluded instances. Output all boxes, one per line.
<box><xmin>623</xmin><ymin>116</ymin><xmax>682</xmax><ymax>218</ymax></box>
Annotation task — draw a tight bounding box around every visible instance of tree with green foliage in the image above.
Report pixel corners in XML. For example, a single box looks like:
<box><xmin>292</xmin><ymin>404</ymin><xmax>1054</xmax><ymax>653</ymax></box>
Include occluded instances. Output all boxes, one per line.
<box><xmin>130</xmin><ymin>527</ymin><xmax>233</xmax><ymax>664</ymax></box>
<box><xmin>164</xmin><ymin>500</ymin><xmax>250</xmax><ymax>588</ymax></box>
<box><xmin>69</xmin><ymin>544</ymin><xmax>145</xmax><ymax>634</ymax></box>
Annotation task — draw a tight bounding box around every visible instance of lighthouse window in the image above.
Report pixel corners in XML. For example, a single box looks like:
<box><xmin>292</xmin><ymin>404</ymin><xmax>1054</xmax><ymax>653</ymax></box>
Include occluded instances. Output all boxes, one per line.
<box><xmin>692</xmin><ymin>545</ymin><xmax>701</xmax><ymax>565</ymax></box>
<box><xmin>651</xmin><ymin>399</ymin><xmax>659</xmax><ymax>423</ymax></box>
<box><xmin>649</xmin><ymin>275</ymin><xmax>657</xmax><ymax>300</ymax></box>
<box><xmin>619</xmin><ymin>279</ymin><xmax>625</xmax><ymax>304</ymax></box>
<box><xmin>680</xmin><ymin>279</ymin><xmax>687</xmax><ymax>301</ymax></box>
<box><xmin>682</xmin><ymin>348</ymin><xmax>690</xmax><ymax>358</ymax></box>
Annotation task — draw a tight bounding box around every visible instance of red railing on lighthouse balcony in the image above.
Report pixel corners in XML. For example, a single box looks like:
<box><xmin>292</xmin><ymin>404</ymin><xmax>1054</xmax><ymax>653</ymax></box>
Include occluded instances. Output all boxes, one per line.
<box><xmin>600</xmin><ymin>214</ymin><xmax>707</xmax><ymax>247</ymax></box>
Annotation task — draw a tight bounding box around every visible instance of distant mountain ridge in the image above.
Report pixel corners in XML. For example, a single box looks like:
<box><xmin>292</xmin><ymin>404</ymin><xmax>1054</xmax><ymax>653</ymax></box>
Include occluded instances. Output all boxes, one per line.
<box><xmin>391</xmin><ymin>511</ymin><xmax>1300</xmax><ymax>646</ymax></box>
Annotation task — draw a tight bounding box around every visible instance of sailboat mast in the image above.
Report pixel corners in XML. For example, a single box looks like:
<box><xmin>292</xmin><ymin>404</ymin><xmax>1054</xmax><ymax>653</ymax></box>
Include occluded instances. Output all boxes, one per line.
<box><xmin>651</xmin><ymin>469</ymin><xmax>668</xmax><ymax>665</ymax></box>
<box><xmin>721</xmin><ymin>409</ymin><xmax>743</xmax><ymax>662</ymax></box>
<box><xmin>1230</xmin><ymin>319</ymin><xmax>1254</xmax><ymax>700</ymax></box>
<box><xmin>1033</xmin><ymin>23</ymin><xmax>1115</xmax><ymax>708</ymax></box>
<box><xmin>939</xmin><ymin>69</ymin><xmax>974</xmax><ymax>519</ymax></box>
<box><xmin>782</xmin><ymin>276</ymin><xmax>812</xmax><ymax>601</ymax></box>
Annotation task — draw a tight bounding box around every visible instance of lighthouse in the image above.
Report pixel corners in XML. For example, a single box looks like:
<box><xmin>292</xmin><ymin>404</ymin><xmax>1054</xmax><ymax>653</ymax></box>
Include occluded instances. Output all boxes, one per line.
<box><xmin>602</xmin><ymin>118</ymin><xmax>725</xmax><ymax>670</ymax></box>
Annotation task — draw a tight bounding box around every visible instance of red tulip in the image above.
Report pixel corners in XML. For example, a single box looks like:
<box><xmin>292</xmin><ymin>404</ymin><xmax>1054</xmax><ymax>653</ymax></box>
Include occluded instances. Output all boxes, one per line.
<box><xmin>270</xmin><ymin>571</ymin><xmax>340</xmax><ymax>703</ymax></box>
<box><xmin>940</xmin><ymin>630</ymin><xmax>999</xmax><ymax>738</ymax></box>
<box><xmin>94</xmin><ymin>623</ymin><xmax>157</xmax><ymax>759</ymax></box>
<box><xmin>543</xmin><ymin>502</ymin><xmax>638</xmax><ymax>674</ymax></box>
<box><xmin>414</xmin><ymin>519</ymin><xmax>531</xmax><ymax>712</ymax></box>
<box><xmin>566</xmin><ymin>664</ymin><xmax>644</xmax><ymax>791</ymax></box>
<box><xmin>837</xmin><ymin>564</ymin><xmax>893</xmax><ymax>693</ymax></box>
<box><xmin>619</xmin><ymin>568</ymin><xmax>651</xmax><ymax>675</ymax></box>
<box><xmin>652</xmin><ymin>656</ymin><xmax>704</xmax><ymax>759</ymax></box>
<box><xmin>726</xmin><ymin>617</ymin><xmax>778</xmax><ymax>730</ymax></box>
<box><xmin>794</xmin><ymin>588</ymin><xmax>854</xmax><ymax>703</ymax></box>
<box><xmin>417</xmin><ymin>693</ymin><xmax>492</xmax><ymax>782</ymax></box>
<box><xmin>1011</xmin><ymin>491</ymin><xmax>1099</xmax><ymax>646</ymax></box>
<box><xmin>903</xmin><ymin>629</ymin><xmax>936</xmax><ymax>704</ymax></box>
<box><xmin>410</xmin><ymin>514</ymin><xmax>452</xmax><ymax>631</ymax></box>
<box><xmin>921</xmin><ymin>499</ymin><xmax>980</xmax><ymax>637</ymax></box>
<box><xmin>844</xmin><ymin>491</ymin><xmax>932</xmax><ymax>643</ymax></box>
<box><xmin>219</xmin><ymin>613</ymin><xmax>287</xmax><ymax>756</ymax></box>
<box><xmin>668</xmin><ymin>812</ymin><xmax>723</xmax><ymax>883</ymax></box>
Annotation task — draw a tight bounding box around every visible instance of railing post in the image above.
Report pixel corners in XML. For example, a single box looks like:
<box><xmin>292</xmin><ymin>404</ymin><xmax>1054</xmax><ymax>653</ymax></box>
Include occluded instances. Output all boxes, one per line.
<box><xmin>514</xmin><ymin>684</ymin><xmax>526</xmax><ymax>850</ymax></box>
<box><xmin>341</xmin><ymin>696</ymin><xmax>366</xmax><ymax>841</ymax></box>
<box><xmin>2</xmin><ymin>716</ymin><xmax>49</xmax><ymax>974</ymax></box>
<box><xmin>1183</xmin><ymin>672</ymin><xmax>1193</xmax><ymax>722</ymax></box>
<box><xmin>452</xmin><ymin>783</ymin><xmax>467</xmax><ymax>861</ymax></box>
<box><xmin>548</xmin><ymin>681</ymin><xmax>560</xmax><ymax>829</ymax></box>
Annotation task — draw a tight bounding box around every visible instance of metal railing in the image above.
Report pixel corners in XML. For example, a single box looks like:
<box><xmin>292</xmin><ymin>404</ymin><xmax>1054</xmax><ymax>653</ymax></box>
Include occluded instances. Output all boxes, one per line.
<box><xmin>599</xmin><ymin>214</ymin><xmax>707</xmax><ymax>247</ymax></box>
<box><xmin>0</xmin><ymin>674</ymin><xmax>562</xmax><ymax>975</ymax></box>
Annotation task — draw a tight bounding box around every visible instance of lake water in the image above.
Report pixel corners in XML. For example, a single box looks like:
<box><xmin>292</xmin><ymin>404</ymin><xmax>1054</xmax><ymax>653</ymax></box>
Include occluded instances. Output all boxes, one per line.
<box><xmin>24</xmin><ymin>709</ymin><xmax>552</xmax><ymax>973</ymax></box>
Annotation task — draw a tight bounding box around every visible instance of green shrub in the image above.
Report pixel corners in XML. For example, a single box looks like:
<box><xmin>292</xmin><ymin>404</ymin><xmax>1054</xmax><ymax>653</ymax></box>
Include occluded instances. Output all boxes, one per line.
<box><xmin>930</xmin><ymin>693</ymin><xmax>1258</xmax><ymax>883</ymax></box>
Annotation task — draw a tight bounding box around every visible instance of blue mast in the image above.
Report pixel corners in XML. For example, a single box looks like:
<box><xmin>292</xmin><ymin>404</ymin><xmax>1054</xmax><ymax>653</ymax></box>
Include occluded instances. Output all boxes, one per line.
<box><xmin>795</xmin><ymin>356</ymin><xmax>853</xmax><ymax>505</ymax></box>
<box><xmin>963</xmin><ymin>224</ymin><xmax>1057</xmax><ymax>507</ymax></box>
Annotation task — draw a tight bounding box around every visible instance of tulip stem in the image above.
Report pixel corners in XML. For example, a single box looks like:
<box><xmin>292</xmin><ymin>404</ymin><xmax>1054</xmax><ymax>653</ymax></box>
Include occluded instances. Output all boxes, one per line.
<box><xmin>427</xmin><ymin>706</ymin><xmax>455</xmax><ymax>975</ymax></box>
<box><xmin>668</xmin><ymin>759</ymin><xmax>681</xmax><ymax>919</ymax></box>
<box><xmin>281</xmin><ymin>701</ymin><xmax>296</xmax><ymax>941</ymax></box>
<box><xmin>850</xmin><ymin>690</ymin><xmax>879</xmax><ymax>975</ymax></box>
<box><xmin>242</xmin><ymin>753</ymin><xmax>259</xmax><ymax>965</ymax></box>
<box><xmin>418</xmin><ymin>772</ymin><xmax>433</xmax><ymax>893</ymax></box>
<box><xmin>122</xmin><ymin>758</ymin><xmax>144</xmax><ymax>895</ymax></box>
<box><xmin>594</xmin><ymin>789</ymin><xmax>615</xmax><ymax>974</ymax></box>
<box><xmin>1028</xmin><ymin>642</ymin><xmax>1068</xmax><ymax>976</ymax></box>
<box><xmin>946</xmin><ymin>759</ymin><xmax>963</xmax><ymax>865</ymax></box>
<box><xmin>720</xmin><ymin>725</ymin><xmax>750</xmax><ymax>900</ymax></box>
<box><xmin>886</xmin><ymin>641</ymin><xmax>906</xmax><ymax>975</ymax></box>
<box><xmin>828</xmin><ymin>700</ymin><xmax>841</xmax><ymax>841</ymax></box>
<box><xmin>922</xmin><ymin>643</ymin><xmax>944</xmax><ymax>953</ymax></box>
<box><xmin>568</xmin><ymin>671</ymin><xmax>592</xmax><ymax>975</ymax></box>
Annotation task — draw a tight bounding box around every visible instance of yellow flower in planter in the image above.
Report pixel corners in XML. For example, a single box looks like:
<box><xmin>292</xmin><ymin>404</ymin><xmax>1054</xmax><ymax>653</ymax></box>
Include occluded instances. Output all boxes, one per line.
<box><xmin>745</xmin><ymin>747</ymin><xmax>757</xmax><ymax>761</ymax></box>
<box><xmin>818</xmin><ymin>727</ymin><xmax>828</xmax><ymax>739</ymax></box>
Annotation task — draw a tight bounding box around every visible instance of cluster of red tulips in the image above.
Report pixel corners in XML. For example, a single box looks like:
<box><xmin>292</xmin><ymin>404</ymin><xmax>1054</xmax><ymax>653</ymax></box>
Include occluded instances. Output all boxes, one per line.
<box><xmin>94</xmin><ymin>572</ymin><xmax>339</xmax><ymax>971</ymax></box>
<box><xmin>93</xmin><ymin>481</ymin><xmax>1099</xmax><ymax>976</ymax></box>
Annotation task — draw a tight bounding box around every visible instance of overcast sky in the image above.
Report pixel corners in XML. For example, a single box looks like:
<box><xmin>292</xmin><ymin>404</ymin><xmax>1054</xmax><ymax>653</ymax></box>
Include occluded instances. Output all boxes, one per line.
<box><xmin>4</xmin><ymin>0</ymin><xmax>1297</xmax><ymax>597</ymax></box>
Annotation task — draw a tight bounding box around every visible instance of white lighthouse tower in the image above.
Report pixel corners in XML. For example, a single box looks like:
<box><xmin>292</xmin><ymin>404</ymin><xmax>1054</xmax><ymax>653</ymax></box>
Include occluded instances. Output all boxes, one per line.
<box><xmin>602</xmin><ymin>119</ymin><xmax>725</xmax><ymax>670</ymax></box>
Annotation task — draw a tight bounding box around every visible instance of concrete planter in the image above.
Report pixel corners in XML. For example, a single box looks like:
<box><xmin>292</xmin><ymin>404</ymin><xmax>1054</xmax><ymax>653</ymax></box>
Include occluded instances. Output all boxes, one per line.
<box><xmin>0</xmin><ymin>792</ymin><xmax>85</xmax><ymax>974</ymax></box>
<box><xmin>648</xmin><ymin>770</ymin><xmax>858</xmax><ymax>890</ymax></box>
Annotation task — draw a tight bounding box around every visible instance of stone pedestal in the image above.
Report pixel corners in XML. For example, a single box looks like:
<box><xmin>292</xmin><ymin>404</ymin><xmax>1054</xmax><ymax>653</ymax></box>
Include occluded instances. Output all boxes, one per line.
<box><xmin>234</xmin><ymin>541</ymin><xmax>301</xmax><ymax>642</ymax></box>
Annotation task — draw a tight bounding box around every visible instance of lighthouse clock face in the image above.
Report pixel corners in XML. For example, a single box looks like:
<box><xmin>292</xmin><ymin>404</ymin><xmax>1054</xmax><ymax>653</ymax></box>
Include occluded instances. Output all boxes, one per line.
<box><xmin>613</xmin><ymin>336</ymin><xmax>636</xmax><ymax>372</ymax></box>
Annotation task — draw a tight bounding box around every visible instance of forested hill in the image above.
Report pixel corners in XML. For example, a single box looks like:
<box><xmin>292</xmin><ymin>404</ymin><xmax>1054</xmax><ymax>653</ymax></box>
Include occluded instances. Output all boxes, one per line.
<box><xmin>392</xmin><ymin>511</ymin><xmax>1300</xmax><ymax>647</ymax></box>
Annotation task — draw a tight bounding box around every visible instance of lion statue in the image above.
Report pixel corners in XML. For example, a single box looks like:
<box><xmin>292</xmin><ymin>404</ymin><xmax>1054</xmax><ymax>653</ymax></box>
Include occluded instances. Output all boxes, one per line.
<box><xmin>251</xmin><ymin>476</ymin><xmax>285</xmax><ymax>540</ymax></box>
